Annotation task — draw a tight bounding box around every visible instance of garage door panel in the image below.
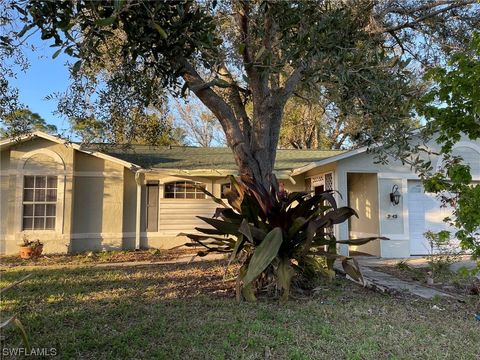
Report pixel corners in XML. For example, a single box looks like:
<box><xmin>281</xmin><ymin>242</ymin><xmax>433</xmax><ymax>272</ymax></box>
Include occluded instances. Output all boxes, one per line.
<box><xmin>408</xmin><ymin>180</ymin><xmax>458</xmax><ymax>255</ymax></box>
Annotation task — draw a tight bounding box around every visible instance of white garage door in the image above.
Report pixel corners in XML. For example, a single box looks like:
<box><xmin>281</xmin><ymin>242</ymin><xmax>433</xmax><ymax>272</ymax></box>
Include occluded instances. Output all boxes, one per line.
<box><xmin>408</xmin><ymin>181</ymin><xmax>457</xmax><ymax>255</ymax></box>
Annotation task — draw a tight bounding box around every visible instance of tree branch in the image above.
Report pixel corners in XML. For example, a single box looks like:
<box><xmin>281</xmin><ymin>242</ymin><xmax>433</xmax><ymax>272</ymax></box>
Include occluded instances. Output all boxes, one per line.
<box><xmin>235</xmin><ymin>1</ymin><xmax>266</xmax><ymax>99</ymax></box>
<box><xmin>180</xmin><ymin>60</ymin><xmax>243</xmax><ymax>148</ymax></box>
<box><xmin>380</xmin><ymin>0</ymin><xmax>472</xmax><ymax>17</ymax></box>
<box><xmin>217</xmin><ymin>64</ymin><xmax>253</xmax><ymax>144</ymax></box>
<box><xmin>380</xmin><ymin>0</ymin><xmax>476</xmax><ymax>33</ymax></box>
<box><xmin>280</xmin><ymin>62</ymin><xmax>307</xmax><ymax>101</ymax></box>
<box><xmin>180</xmin><ymin>59</ymin><xmax>262</xmax><ymax>180</ymax></box>
<box><xmin>263</xmin><ymin>2</ymin><xmax>280</xmax><ymax>91</ymax></box>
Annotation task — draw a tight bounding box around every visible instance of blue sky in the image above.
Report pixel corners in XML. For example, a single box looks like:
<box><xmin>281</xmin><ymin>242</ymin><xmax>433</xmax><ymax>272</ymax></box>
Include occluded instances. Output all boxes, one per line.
<box><xmin>10</xmin><ymin>32</ymin><xmax>74</xmax><ymax>134</ymax></box>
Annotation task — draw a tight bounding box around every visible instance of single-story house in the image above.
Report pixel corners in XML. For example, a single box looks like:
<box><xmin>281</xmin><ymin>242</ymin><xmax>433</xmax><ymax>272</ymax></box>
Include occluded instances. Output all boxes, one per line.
<box><xmin>1</xmin><ymin>131</ymin><xmax>479</xmax><ymax>258</ymax></box>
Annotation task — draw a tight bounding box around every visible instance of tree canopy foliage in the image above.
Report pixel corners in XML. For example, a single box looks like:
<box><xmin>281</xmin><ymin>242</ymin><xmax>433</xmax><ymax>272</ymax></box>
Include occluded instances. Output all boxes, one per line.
<box><xmin>416</xmin><ymin>33</ymin><xmax>480</xmax><ymax>260</ymax></box>
<box><xmin>7</xmin><ymin>0</ymin><xmax>478</xmax><ymax>185</ymax></box>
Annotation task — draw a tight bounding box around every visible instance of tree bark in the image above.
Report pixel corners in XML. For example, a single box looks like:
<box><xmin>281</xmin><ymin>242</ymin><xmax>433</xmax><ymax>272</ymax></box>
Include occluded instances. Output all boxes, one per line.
<box><xmin>179</xmin><ymin>59</ymin><xmax>290</xmax><ymax>188</ymax></box>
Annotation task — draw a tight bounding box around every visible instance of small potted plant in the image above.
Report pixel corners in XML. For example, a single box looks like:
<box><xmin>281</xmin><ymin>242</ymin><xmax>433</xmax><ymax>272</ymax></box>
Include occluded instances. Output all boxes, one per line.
<box><xmin>19</xmin><ymin>236</ymin><xmax>43</xmax><ymax>259</ymax></box>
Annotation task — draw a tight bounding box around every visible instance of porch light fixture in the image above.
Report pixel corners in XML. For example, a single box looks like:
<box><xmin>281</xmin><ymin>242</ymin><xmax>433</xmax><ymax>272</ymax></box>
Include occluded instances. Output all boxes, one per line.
<box><xmin>389</xmin><ymin>184</ymin><xmax>401</xmax><ymax>206</ymax></box>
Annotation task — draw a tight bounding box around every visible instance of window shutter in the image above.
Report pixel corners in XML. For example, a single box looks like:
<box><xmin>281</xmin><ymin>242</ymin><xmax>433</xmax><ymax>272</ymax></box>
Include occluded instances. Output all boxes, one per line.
<box><xmin>146</xmin><ymin>183</ymin><xmax>159</xmax><ymax>232</ymax></box>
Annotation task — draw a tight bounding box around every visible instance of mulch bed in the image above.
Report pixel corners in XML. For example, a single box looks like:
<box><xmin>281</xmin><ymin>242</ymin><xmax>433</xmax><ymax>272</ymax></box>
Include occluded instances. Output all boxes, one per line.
<box><xmin>0</xmin><ymin>247</ymin><xmax>202</xmax><ymax>268</ymax></box>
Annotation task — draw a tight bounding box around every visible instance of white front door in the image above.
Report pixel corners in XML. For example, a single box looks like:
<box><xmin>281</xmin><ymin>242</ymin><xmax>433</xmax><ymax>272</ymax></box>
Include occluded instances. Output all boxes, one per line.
<box><xmin>407</xmin><ymin>181</ymin><xmax>457</xmax><ymax>255</ymax></box>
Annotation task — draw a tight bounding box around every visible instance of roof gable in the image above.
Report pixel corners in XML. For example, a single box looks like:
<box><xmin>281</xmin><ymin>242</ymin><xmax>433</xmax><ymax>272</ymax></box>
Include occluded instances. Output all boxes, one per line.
<box><xmin>0</xmin><ymin>132</ymin><xmax>140</xmax><ymax>170</ymax></box>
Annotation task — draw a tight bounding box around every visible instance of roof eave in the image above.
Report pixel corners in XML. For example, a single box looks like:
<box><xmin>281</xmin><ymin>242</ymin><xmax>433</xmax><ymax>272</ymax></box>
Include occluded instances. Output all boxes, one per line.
<box><xmin>290</xmin><ymin>146</ymin><xmax>368</xmax><ymax>176</ymax></box>
<box><xmin>138</xmin><ymin>168</ymin><xmax>296</xmax><ymax>179</ymax></box>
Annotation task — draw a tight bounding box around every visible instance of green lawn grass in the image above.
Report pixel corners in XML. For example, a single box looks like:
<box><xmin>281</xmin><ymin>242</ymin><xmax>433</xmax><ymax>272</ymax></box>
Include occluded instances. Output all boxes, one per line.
<box><xmin>1</xmin><ymin>260</ymin><xmax>479</xmax><ymax>359</ymax></box>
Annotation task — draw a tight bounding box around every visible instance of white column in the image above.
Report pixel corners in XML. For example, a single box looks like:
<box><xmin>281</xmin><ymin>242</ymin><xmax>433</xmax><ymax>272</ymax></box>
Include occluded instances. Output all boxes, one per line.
<box><xmin>134</xmin><ymin>172</ymin><xmax>144</xmax><ymax>250</ymax></box>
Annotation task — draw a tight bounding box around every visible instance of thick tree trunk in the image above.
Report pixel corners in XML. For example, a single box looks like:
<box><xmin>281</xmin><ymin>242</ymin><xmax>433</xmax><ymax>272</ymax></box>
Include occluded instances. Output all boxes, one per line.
<box><xmin>230</xmin><ymin>106</ymin><xmax>284</xmax><ymax>188</ymax></box>
<box><xmin>248</xmin><ymin>98</ymin><xmax>285</xmax><ymax>187</ymax></box>
<box><xmin>180</xmin><ymin>57</ymin><xmax>293</xmax><ymax>189</ymax></box>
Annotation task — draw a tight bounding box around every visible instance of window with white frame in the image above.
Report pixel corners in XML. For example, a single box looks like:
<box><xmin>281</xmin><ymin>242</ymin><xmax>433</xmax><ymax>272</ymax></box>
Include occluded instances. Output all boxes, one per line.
<box><xmin>164</xmin><ymin>181</ymin><xmax>206</xmax><ymax>199</ymax></box>
<box><xmin>22</xmin><ymin>175</ymin><xmax>57</xmax><ymax>230</ymax></box>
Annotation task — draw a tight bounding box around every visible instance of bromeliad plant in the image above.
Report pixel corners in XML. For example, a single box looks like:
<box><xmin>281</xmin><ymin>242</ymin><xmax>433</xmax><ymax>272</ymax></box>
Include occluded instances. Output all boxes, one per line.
<box><xmin>181</xmin><ymin>175</ymin><xmax>384</xmax><ymax>302</ymax></box>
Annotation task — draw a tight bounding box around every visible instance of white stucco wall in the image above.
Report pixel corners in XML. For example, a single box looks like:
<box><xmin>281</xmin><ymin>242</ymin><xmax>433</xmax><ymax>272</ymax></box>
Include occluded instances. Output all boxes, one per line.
<box><xmin>2</xmin><ymin>133</ymin><xmax>478</xmax><ymax>257</ymax></box>
<box><xmin>333</xmin><ymin>135</ymin><xmax>480</xmax><ymax>258</ymax></box>
<box><xmin>1</xmin><ymin>138</ymin><xmax>74</xmax><ymax>254</ymax></box>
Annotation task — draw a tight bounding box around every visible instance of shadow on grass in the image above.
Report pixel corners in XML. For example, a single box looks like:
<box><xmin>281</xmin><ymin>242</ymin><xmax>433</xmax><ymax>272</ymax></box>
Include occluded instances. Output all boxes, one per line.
<box><xmin>1</xmin><ymin>260</ymin><xmax>237</xmax><ymax>302</ymax></box>
<box><xmin>1</xmin><ymin>260</ymin><xmax>479</xmax><ymax>359</ymax></box>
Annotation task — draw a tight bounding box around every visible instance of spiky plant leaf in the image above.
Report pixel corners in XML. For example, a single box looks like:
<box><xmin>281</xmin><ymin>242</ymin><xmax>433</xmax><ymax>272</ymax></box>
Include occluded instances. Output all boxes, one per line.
<box><xmin>288</xmin><ymin>217</ymin><xmax>308</xmax><ymax>238</ymax></box>
<box><xmin>228</xmin><ymin>234</ymin><xmax>246</xmax><ymax>267</ymax></box>
<box><xmin>178</xmin><ymin>233</ymin><xmax>235</xmax><ymax>244</ymax></box>
<box><xmin>336</xmin><ymin>237</ymin><xmax>388</xmax><ymax>245</ymax></box>
<box><xmin>237</xmin><ymin>264</ymin><xmax>255</xmax><ymax>301</ymax></box>
<box><xmin>238</xmin><ymin>219</ymin><xmax>267</xmax><ymax>244</ymax></box>
<box><xmin>242</xmin><ymin>227</ymin><xmax>283</xmax><ymax>286</ymax></box>
<box><xmin>196</xmin><ymin>216</ymin><xmax>241</xmax><ymax>236</ymax></box>
<box><xmin>218</xmin><ymin>208</ymin><xmax>244</xmax><ymax>222</ymax></box>
<box><xmin>193</xmin><ymin>227</ymin><xmax>227</xmax><ymax>235</ymax></box>
<box><xmin>277</xmin><ymin>257</ymin><xmax>295</xmax><ymax>303</ymax></box>
<box><xmin>226</xmin><ymin>175</ymin><xmax>245</xmax><ymax>211</ymax></box>
<box><xmin>181</xmin><ymin>175</ymin><xmax>384</xmax><ymax>302</ymax></box>
<box><xmin>238</xmin><ymin>219</ymin><xmax>253</xmax><ymax>243</ymax></box>
<box><xmin>242</xmin><ymin>283</ymin><xmax>257</xmax><ymax>302</ymax></box>
<box><xmin>342</xmin><ymin>257</ymin><xmax>364</xmax><ymax>284</ymax></box>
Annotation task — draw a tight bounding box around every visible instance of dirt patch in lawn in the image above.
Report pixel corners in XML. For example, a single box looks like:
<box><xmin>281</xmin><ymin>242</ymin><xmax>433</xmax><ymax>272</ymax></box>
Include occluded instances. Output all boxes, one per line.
<box><xmin>117</xmin><ymin>259</ymin><xmax>240</xmax><ymax>299</ymax></box>
<box><xmin>0</xmin><ymin>247</ymin><xmax>202</xmax><ymax>268</ymax></box>
<box><xmin>372</xmin><ymin>264</ymin><xmax>479</xmax><ymax>297</ymax></box>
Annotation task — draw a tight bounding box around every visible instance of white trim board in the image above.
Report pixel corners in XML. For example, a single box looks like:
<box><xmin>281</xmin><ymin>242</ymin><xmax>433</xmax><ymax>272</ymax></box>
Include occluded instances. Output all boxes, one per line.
<box><xmin>377</xmin><ymin>172</ymin><xmax>420</xmax><ymax>180</ymax></box>
<box><xmin>69</xmin><ymin>231</ymin><xmax>200</xmax><ymax>239</ymax></box>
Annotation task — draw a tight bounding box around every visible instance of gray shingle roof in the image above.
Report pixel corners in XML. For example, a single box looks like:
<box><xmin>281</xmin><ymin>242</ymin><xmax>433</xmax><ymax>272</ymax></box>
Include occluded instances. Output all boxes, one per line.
<box><xmin>94</xmin><ymin>145</ymin><xmax>345</xmax><ymax>172</ymax></box>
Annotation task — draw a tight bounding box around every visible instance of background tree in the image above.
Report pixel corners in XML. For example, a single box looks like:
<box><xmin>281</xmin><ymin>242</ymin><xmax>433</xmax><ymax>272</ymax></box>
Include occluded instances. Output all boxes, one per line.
<box><xmin>0</xmin><ymin>108</ymin><xmax>57</xmax><ymax>137</ymax></box>
<box><xmin>174</xmin><ymin>99</ymin><xmax>225</xmax><ymax>147</ymax></box>
<box><xmin>279</xmin><ymin>94</ymin><xmax>331</xmax><ymax>150</ymax></box>
<box><xmin>10</xmin><ymin>0</ymin><xmax>480</xmax><ymax>187</ymax></box>
<box><xmin>69</xmin><ymin>111</ymin><xmax>185</xmax><ymax>146</ymax></box>
<box><xmin>279</xmin><ymin>81</ymin><xmax>422</xmax><ymax>151</ymax></box>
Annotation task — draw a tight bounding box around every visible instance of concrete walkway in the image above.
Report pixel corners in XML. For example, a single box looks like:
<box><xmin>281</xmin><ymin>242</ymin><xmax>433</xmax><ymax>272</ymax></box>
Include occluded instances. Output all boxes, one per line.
<box><xmin>356</xmin><ymin>255</ymin><xmax>478</xmax><ymax>273</ymax></box>
<box><xmin>359</xmin><ymin>263</ymin><xmax>452</xmax><ymax>299</ymax></box>
<box><xmin>335</xmin><ymin>256</ymin><xmax>456</xmax><ymax>299</ymax></box>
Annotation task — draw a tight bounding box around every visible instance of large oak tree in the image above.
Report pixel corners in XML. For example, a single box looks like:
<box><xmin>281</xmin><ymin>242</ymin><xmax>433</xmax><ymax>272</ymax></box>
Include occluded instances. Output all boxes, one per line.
<box><xmin>7</xmin><ymin>0</ymin><xmax>479</xmax><ymax>186</ymax></box>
